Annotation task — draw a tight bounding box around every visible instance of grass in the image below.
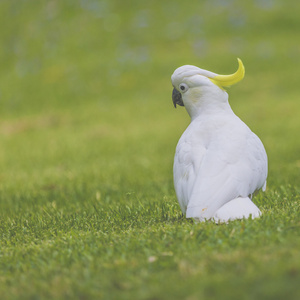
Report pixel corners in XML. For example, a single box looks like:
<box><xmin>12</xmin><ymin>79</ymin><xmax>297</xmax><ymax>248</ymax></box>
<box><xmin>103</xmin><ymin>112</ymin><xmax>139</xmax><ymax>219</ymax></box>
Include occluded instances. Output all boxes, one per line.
<box><xmin>0</xmin><ymin>0</ymin><xmax>299</xmax><ymax>299</ymax></box>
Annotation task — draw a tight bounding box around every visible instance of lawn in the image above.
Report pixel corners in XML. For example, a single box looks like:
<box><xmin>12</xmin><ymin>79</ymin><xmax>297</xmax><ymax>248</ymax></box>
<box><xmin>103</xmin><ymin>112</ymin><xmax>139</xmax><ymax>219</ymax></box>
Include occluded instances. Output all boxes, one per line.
<box><xmin>0</xmin><ymin>0</ymin><xmax>299</xmax><ymax>299</ymax></box>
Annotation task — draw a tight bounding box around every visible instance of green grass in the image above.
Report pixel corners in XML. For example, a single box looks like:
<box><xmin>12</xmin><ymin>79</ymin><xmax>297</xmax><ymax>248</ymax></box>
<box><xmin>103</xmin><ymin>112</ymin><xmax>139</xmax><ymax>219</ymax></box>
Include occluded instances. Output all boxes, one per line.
<box><xmin>0</xmin><ymin>0</ymin><xmax>299</xmax><ymax>299</ymax></box>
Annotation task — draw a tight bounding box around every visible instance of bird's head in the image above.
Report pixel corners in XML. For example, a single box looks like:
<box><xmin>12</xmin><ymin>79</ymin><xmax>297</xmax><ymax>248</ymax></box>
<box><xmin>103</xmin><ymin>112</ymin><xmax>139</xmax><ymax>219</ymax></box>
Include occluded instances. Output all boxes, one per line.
<box><xmin>171</xmin><ymin>59</ymin><xmax>245</xmax><ymax>118</ymax></box>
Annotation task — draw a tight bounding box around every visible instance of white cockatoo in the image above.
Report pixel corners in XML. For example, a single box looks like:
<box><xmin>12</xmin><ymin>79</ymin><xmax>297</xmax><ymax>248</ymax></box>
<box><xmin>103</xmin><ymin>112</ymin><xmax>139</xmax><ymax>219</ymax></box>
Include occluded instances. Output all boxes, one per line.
<box><xmin>171</xmin><ymin>59</ymin><xmax>268</xmax><ymax>223</ymax></box>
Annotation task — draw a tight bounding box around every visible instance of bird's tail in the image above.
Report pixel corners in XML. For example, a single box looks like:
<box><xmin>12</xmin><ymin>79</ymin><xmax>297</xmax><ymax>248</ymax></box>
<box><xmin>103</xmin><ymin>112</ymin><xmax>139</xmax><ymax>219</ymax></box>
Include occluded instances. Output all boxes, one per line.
<box><xmin>212</xmin><ymin>197</ymin><xmax>261</xmax><ymax>223</ymax></box>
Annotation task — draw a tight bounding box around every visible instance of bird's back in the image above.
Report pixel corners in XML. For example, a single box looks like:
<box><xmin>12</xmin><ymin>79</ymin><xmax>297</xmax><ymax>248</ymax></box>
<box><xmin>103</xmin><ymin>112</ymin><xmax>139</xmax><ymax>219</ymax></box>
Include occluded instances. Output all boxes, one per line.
<box><xmin>174</xmin><ymin>113</ymin><xmax>268</xmax><ymax>220</ymax></box>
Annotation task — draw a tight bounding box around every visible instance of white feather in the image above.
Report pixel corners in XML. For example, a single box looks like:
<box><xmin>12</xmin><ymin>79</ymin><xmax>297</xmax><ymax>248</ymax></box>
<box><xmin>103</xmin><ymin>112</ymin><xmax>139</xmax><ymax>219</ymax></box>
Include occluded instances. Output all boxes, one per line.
<box><xmin>172</xmin><ymin>64</ymin><xmax>268</xmax><ymax>222</ymax></box>
<box><xmin>212</xmin><ymin>197</ymin><xmax>261</xmax><ymax>223</ymax></box>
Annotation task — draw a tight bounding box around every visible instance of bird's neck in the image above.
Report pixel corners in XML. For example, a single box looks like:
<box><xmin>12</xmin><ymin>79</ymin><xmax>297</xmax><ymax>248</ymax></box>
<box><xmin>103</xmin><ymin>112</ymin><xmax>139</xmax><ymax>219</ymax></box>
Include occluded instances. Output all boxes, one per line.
<box><xmin>185</xmin><ymin>90</ymin><xmax>234</xmax><ymax>121</ymax></box>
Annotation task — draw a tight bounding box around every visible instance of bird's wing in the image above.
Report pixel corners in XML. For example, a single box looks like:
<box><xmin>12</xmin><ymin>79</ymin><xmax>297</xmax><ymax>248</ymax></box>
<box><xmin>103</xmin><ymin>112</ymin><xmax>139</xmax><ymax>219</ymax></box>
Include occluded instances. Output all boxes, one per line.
<box><xmin>185</xmin><ymin>123</ymin><xmax>267</xmax><ymax>220</ymax></box>
<box><xmin>173</xmin><ymin>136</ymin><xmax>207</xmax><ymax>214</ymax></box>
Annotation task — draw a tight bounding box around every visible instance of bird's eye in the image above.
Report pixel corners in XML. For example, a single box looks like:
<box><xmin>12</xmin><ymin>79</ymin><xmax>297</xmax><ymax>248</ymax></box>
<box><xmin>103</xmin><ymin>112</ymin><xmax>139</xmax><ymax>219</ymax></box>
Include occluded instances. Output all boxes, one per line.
<box><xmin>179</xmin><ymin>83</ymin><xmax>188</xmax><ymax>93</ymax></box>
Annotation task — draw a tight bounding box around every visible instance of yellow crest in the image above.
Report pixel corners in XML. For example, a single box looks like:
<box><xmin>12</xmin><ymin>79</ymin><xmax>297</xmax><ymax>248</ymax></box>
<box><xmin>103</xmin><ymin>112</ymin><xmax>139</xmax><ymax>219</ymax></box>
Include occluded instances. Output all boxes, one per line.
<box><xmin>209</xmin><ymin>58</ymin><xmax>245</xmax><ymax>89</ymax></box>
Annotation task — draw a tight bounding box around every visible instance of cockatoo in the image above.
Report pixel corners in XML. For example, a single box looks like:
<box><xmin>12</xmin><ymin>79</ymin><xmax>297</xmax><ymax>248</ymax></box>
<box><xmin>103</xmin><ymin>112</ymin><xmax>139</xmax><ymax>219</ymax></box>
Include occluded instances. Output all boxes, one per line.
<box><xmin>171</xmin><ymin>59</ymin><xmax>268</xmax><ymax>223</ymax></box>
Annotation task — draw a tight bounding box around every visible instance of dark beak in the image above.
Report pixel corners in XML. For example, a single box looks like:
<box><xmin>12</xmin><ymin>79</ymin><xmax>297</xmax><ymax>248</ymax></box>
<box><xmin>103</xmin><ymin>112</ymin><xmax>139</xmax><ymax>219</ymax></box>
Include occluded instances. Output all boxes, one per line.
<box><xmin>172</xmin><ymin>88</ymin><xmax>184</xmax><ymax>108</ymax></box>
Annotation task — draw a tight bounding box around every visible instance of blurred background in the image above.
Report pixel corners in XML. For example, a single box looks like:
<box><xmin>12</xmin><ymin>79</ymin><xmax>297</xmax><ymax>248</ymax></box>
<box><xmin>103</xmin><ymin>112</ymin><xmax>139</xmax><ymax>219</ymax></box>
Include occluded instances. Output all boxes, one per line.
<box><xmin>0</xmin><ymin>0</ymin><xmax>299</xmax><ymax>207</ymax></box>
<box><xmin>0</xmin><ymin>2</ymin><xmax>299</xmax><ymax>298</ymax></box>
